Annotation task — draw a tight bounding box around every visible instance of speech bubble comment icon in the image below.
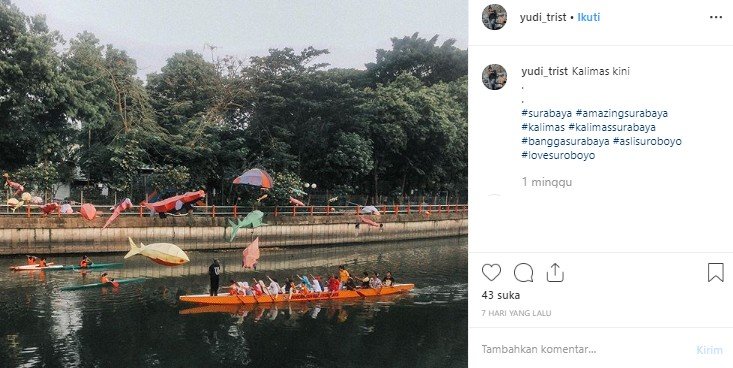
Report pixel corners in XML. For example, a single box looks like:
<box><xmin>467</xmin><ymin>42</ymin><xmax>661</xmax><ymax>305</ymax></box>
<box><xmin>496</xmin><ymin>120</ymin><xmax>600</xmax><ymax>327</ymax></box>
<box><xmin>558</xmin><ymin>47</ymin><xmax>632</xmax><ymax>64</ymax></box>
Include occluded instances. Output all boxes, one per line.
<box><xmin>514</xmin><ymin>263</ymin><xmax>534</xmax><ymax>282</ymax></box>
<box><xmin>482</xmin><ymin>264</ymin><xmax>501</xmax><ymax>281</ymax></box>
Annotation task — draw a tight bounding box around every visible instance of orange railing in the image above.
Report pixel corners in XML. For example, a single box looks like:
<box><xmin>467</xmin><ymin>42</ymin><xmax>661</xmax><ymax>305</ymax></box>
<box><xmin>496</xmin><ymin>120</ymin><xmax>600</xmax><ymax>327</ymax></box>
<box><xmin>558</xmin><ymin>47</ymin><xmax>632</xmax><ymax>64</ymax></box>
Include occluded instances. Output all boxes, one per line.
<box><xmin>0</xmin><ymin>203</ymin><xmax>468</xmax><ymax>218</ymax></box>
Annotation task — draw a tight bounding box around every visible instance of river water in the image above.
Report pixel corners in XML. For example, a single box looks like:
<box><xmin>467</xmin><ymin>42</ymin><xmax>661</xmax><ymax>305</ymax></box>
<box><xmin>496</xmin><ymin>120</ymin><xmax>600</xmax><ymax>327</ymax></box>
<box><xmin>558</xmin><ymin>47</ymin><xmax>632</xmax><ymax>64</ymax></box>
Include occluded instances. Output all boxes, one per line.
<box><xmin>0</xmin><ymin>237</ymin><xmax>467</xmax><ymax>367</ymax></box>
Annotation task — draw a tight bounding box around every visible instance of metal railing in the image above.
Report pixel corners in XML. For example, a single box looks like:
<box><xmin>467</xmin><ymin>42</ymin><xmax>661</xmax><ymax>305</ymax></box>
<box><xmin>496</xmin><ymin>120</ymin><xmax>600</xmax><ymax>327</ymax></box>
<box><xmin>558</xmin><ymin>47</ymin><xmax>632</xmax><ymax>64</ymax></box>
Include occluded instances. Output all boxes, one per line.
<box><xmin>0</xmin><ymin>203</ymin><xmax>468</xmax><ymax>218</ymax></box>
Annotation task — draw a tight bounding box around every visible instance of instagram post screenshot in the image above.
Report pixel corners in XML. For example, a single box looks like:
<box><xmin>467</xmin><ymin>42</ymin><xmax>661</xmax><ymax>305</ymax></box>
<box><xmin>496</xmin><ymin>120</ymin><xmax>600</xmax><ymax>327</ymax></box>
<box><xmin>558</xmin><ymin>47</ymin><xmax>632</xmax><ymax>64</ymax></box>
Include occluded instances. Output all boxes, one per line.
<box><xmin>0</xmin><ymin>1</ymin><xmax>468</xmax><ymax>367</ymax></box>
<box><xmin>3</xmin><ymin>0</ymin><xmax>732</xmax><ymax>367</ymax></box>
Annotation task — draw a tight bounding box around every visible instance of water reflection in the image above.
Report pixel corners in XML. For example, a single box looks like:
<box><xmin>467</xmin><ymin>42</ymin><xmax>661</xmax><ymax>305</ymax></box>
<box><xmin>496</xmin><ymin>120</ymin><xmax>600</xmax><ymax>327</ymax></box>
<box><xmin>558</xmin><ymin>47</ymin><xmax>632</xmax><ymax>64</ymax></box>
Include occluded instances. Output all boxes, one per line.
<box><xmin>0</xmin><ymin>237</ymin><xmax>467</xmax><ymax>367</ymax></box>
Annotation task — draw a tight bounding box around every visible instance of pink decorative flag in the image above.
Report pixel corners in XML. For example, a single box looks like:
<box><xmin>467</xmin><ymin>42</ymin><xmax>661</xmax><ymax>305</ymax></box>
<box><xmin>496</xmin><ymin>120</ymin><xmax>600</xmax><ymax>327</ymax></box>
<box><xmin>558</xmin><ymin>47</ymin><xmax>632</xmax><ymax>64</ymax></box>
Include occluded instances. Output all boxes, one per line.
<box><xmin>242</xmin><ymin>237</ymin><xmax>260</xmax><ymax>269</ymax></box>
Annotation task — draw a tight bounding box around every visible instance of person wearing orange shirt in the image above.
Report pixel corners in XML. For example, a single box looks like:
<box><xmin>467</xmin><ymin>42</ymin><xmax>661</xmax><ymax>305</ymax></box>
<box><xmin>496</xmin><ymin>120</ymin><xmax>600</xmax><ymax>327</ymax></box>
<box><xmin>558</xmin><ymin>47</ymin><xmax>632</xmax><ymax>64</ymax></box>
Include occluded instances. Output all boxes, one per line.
<box><xmin>80</xmin><ymin>255</ymin><xmax>93</xmax><ymax>268</ymax></box>
<box><xmin>338</xmin><ymin>265</ymin><xmax>350</xmax><ymax>289</ymax></box>
<box><xmin>100</xmin><ymin>272</ymin><xmax>114</xmax><ymax>284</ymax></box>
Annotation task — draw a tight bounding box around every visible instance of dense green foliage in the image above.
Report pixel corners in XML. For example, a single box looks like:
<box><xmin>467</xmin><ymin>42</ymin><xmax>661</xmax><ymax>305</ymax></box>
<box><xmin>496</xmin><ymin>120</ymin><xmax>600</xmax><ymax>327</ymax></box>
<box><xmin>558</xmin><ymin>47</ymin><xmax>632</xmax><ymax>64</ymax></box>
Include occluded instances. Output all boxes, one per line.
<box><xmin>1</xmin><ymin>2</ymin><xmax>467</xmax><ymax>204</ymax></box>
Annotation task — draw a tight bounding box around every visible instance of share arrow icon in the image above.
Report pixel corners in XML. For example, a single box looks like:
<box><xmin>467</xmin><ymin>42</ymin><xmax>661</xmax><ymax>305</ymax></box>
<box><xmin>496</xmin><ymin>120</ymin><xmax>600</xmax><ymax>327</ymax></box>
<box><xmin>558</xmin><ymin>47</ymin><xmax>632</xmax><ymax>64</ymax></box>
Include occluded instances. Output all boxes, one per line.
<box><xmin>547</xmin><ymin>263</ymin><xmax>565</xmax><ymax>283</ymax></box>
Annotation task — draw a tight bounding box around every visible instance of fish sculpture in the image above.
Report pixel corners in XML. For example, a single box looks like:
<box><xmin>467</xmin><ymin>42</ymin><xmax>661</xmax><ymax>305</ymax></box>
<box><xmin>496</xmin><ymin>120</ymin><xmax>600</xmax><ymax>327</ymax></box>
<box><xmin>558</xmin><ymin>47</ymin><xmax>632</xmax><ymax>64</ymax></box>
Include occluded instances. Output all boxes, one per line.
<box><xmin>144</xmin><ymin>190</ymin><xmax>205</xmax><ymax>217</ymax></box>
<box><xmin>80</xmin><ymin>203</ymin><xmax>97</xmax><ymax>221</ymax></box>
<box><xmin>228</xmin><ymin>210</ymin><xmax>265</xmax><ymax>242</ymax></box>
<box><xmin>241</xmin><ymin>237</ymin><xmax>260</xmax><ymax>269</ymax></box>
<box><xmin>41</xmin><ymin>202</ymin><xmax>59</xmax><ymax>214</ymax></box>
<box><xmin>103</xmin><ymin>198</ymin><xmax>132</xmax><ymax>229</ymax></box>
<box><xmin>3</xmin><ymin>173</ymin><xmax>24</xmax><ymax>196</ymax></box>
<box><xmin>289</xmin><ymin>196</ymin><xmax>304</xmax><ymax>206</ymax></box>
<box><xmin>60</xmin><ymin>204</ymin><xmax>73</xmax><ymax>214</ymax></box>
<box><xmin>125</xmin><ymin>237</ymin><xmax>190</xmax><ymax>266</ymax></box>
<box><xmin>358</xmin><ymin>215</ymin><xmax>383</xmax><ymax>228</ymax></box>
<box><xmin>6</xmin><ymin>198</ymin><xmax>23</xmax><ymax>212</ymax></box>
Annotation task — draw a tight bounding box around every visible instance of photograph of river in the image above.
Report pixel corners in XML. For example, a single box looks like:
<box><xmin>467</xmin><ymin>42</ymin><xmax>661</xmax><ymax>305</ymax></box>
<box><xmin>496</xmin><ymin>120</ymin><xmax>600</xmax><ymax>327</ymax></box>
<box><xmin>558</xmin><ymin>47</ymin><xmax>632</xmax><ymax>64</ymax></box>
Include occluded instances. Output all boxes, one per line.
<box><xmin>0</xmin><ymin>238</ymin><xmax>467</xmax><ymax>367</ymax></box>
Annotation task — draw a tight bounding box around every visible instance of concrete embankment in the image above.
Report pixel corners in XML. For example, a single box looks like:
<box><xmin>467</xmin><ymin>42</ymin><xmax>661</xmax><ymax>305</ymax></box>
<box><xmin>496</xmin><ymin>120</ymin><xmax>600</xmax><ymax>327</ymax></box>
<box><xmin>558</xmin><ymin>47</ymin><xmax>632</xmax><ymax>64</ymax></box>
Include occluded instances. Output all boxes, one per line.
<box><xmin>0</xmin><ymin>213</ymin><xmax>467</xmax><ymax>255</ymax></box>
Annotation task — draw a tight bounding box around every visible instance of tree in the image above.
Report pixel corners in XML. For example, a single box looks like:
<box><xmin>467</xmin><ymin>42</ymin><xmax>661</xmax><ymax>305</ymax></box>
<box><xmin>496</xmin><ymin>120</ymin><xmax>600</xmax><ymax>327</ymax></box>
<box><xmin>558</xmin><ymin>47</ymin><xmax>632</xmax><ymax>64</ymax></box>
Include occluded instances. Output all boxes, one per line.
<box><xmin>361</xmin><ymin>74</ymin><xmax>467</xmax><ymax>200</ymax></box>
<box><xmin>365</xmin><ymin>33</ymin><xmax>467</xmax><ymax>86</ymax></box>
<box><xmin>0</xmin><ymin>1</ymin><xmax>75</xmax><ymax>177</ymax></box>
<box><xmin>146</xmin><ymin>50</ymin><xmax>219</xmax><ymax>133</ymax></box>
<box><xmin>64</xmin><ymin>32</ymin><xmax>162</xmax><ymax>196</ymax></box>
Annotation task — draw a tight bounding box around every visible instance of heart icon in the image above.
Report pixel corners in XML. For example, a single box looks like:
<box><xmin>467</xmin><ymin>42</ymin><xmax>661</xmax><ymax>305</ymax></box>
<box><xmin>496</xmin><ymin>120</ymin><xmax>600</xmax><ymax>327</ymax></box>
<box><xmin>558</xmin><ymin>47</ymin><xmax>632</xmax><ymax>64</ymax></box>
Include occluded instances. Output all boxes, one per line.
<box><xmin>482</xmin><ymin>264</ymin><xmax>501</xmax><ymax>281</ymax></box>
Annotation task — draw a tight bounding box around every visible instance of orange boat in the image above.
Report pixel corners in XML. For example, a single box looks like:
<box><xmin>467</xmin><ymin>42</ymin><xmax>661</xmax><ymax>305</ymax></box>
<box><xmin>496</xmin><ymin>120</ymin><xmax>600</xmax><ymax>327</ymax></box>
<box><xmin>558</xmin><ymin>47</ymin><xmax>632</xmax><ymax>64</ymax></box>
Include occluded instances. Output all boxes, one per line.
<box><xmin>179</xmin><ymin>283</ymin><xmax>414</xmax><ymax>305</ymax></box>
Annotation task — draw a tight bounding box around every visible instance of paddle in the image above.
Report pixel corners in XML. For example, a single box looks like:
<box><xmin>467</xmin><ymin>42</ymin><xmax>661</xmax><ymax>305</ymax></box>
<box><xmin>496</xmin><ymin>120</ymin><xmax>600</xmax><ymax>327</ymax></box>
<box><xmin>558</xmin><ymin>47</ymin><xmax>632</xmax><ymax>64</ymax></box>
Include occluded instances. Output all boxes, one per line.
<box><xmin>348</xmin><ymin>277</ymin><xmax>367</xmax><ymax>298</ymax></box>
<box><xmin>251</xmin><ymin>278</ymin><xmax>263</xmax><ymax>304</ymax></box>
<box><xmin>265</xmin><ymin>276</ymin><xmax>281</xmax><ymax>302</ymax></box>
<box><xmin>260</xmin><ymin>278</ymin><xmax>277</xmax><ymax>302</ymax></box>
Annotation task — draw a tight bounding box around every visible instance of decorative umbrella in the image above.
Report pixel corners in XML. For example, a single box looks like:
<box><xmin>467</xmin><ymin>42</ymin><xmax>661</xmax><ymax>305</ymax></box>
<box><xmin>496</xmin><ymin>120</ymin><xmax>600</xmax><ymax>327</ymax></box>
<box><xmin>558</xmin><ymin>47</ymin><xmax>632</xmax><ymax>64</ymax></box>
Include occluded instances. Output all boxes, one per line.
<box><xmin>233</xmin><ymin>169</ymin><xmax>273</xmax><ymax>189</ymax></box>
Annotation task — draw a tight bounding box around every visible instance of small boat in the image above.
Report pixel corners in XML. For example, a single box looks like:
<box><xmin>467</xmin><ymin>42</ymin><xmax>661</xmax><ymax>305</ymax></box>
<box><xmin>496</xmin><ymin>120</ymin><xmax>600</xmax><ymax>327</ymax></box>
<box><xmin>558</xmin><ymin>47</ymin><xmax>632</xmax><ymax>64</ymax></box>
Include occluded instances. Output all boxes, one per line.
<box><xmin>60</xmin><ymin>278</ymin><xmax>146</xmax><ymax>291</ymax></box>
<box><xmin>63</xmin><ymin>262</ymin><xmax>124</xmax><ymax>271</ymax></box>
<box><xmin>9</xmin><ymin>262</ymin><xmax>123</xmax><ymax>272</ymax></box>
<box><xmin>9</xmin><ymin>264</ymin><xmax>64</xmax><ymax>271</ymax></box>
<box><xmin>179</xmin><ymin>283</ymin><xmax>414</xmax><ymax>305</ymax></box>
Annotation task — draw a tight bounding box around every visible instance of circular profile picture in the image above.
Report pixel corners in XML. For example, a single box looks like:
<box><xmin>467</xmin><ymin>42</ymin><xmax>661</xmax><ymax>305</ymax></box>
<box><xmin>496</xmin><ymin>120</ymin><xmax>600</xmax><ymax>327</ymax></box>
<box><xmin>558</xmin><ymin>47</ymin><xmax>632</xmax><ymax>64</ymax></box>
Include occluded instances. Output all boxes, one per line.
<box><xmin>482</xmin><ymin>4</ymin><xmax>507</xmax><ymax>30</ymax></box>
<box><xmin>482</xmin><ymin>64</ymin><xmax>507</xmax><ymax>90</ymax></box>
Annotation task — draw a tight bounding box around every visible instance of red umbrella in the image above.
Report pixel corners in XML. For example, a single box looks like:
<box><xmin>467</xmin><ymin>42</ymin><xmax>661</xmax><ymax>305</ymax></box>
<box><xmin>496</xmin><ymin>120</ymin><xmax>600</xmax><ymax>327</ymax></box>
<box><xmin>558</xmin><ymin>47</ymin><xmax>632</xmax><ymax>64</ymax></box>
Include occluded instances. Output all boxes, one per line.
<box><xmin>233</xmin><ymin>169</ymin><xmax>273</xmax><ymax>189</ymax></box>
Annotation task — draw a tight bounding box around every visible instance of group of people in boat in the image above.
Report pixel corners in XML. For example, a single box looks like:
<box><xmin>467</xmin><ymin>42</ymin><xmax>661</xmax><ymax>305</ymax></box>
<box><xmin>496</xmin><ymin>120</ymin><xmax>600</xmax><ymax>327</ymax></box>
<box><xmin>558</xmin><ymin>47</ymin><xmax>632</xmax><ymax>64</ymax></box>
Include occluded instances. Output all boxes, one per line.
<box><xmin>25</xmin><ymin>254</ymin><xmax>95</xmax><ymax>268</ymax></box>
<box><xmin>224</xmin><ymin>264</ymin><xmax>396</xmax><ymax>297</ymax></box>
<box><xmin>26</xmin><ymin>255</ymin><xmax>49</xmax><ymax>267</ymax></box>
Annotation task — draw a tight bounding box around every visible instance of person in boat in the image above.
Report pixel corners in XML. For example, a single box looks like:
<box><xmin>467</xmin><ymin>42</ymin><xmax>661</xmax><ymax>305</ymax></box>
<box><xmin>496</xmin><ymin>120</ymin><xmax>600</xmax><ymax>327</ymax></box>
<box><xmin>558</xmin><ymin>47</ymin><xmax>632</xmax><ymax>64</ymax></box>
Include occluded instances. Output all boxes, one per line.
<box><xmin>361</xmin><ymin>272</ymin><xmax>371</xmax><ymax>288</ymax></box>
<box><xmin>257</xmin><ymin>280</ymin><xmax>270</xmax><ymax>295</ymax></box>
<box><xmin>383</xmin><ymin>271</ymin><xmax>395</xmax><ymax>286</ymax></box>
<box><xmin>267</xmin><ymin>277</ymin><xmax>281</xmax><ymax>294</ymax></box>
<box><xmin>298</xmin><ymin>275</ymin><xmax>312</xmax><ymax>290</ymax></box>
<box><xmin>296</xmin><ymin>278</ymin><xmax>310</xmax><ymax>294</ymax></box>
<box><xmin>309</xmin><ymin>275</ymin><xmax>322</xmax><ymax>292</ymax></box>
<box><xmin>344</xmin><ymin>277</ymin><xmax>356</xmax><ymax>291</ymax></box>
<box><xmin>100</xmin><ymin>272</ymin><xmax>114</xmax><ymax>284</ymax></box>
<box><xmin>338</xmin><ymin>265</ymin><xmax>350</xmax><ymax>289</ymax></box>
<box><xmin>27</xmin><ymin>256</ymin><xmax>37</xmax><ymax>265</ymax></box>
<box><xmin>228</xmin><ymin>279</ymin><xmax>239</xmax><ymax>295</ymax></box>
<box><xmin>80</xmin><ymin>255</ymin><xmax>93</xmax><ymax>268</ymax></box>
<box><xmin>239</xmin><ymin>281</ymin><xmax>252</xmax><ymax>296</ymax></box>
<box><xmin>284</xmin><ymin>278</ymin><xmax>293</xmax><ymax>294</ymax></box>
<box><xmin>327</xmin><ymin>274</ymin><xmax>340</xmax><ymax>292</ymax></box>
<box><xmin>288</xmin><ymin>278</ymin><xmax>297</xmax><ymax>298</ymax></box>
<box><xmin>38</xmin><ymin>257</ymin><xmax>48</xmax><ymax>267</ymax></box>
<box><xmin>252</xmin><ymin>279</ymin><xmax>264</xmax><ymax>296</ymax></box>
<box><xmin>208</xmin><ymin>259</ymin><xmax>221</xmax><ymax>296</ymax></box>
<box><xmin>370</xmin><ymin>272</ymin><xmax>383</xmax><ymax>289</ymax></box>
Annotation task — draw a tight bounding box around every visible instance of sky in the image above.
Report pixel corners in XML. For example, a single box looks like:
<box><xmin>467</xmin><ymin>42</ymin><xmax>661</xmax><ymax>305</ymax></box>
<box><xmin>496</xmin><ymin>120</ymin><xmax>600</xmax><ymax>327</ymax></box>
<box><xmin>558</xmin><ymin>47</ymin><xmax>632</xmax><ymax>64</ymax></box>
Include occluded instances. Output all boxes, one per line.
<box><xmin>13</xmin><ymin>0</ymin><xmax>467</xmax><ymax>79</ymax></box>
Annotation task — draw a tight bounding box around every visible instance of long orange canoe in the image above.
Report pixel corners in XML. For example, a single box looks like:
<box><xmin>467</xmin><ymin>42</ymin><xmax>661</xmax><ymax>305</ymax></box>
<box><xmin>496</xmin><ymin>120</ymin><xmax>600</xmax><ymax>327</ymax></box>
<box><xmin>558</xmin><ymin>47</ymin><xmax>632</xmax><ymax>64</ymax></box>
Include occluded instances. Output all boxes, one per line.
<box><xmin>179</xmin><ymin>283</ymin><xmax>414</xmax><ymax>305</ymax></box>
